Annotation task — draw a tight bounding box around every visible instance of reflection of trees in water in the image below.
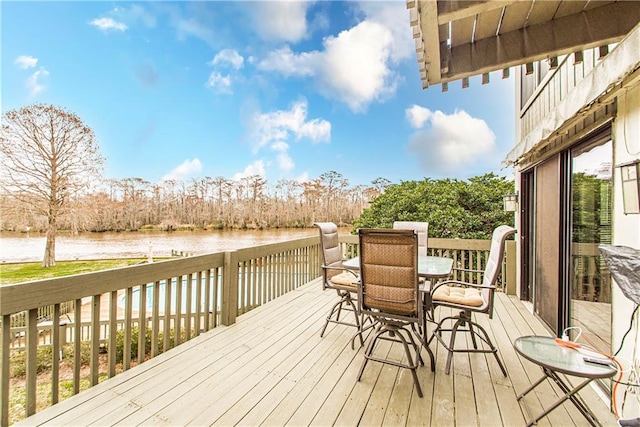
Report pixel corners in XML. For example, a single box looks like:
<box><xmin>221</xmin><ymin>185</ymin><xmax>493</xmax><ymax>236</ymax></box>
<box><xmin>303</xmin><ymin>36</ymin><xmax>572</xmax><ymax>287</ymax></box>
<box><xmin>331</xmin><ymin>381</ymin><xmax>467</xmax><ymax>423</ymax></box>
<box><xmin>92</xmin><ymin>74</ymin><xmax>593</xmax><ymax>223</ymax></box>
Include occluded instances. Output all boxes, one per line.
<box><xmin>0</xmin><ymin>229</ymin><xmax>317</xmax><ymax>263</ymax></box>
<box><xmin>571</xmin><ymin>172</ymin><xmax>612</xmax><ymax>303</ymax></box>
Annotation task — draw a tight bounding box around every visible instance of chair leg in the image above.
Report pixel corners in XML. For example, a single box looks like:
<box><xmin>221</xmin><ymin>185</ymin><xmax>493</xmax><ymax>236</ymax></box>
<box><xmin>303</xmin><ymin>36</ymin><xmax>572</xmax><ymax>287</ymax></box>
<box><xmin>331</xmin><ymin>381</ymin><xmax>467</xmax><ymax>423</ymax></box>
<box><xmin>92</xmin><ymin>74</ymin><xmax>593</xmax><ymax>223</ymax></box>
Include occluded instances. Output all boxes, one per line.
<box><xmin>412</xmin><ymin>318</ymin><xmax>436</xmax><ymax>372</ymax></box>
<box><xmin>405</xmin><ymin>325</ymin><xmax>425</xmax><ymax>366</ymax></box>
<box><xmin>464</xmin><ymin>312</ymin><xmax>479</xmax><ymax>350</ymax></box>
<box><xmin>431</xmin><ymin>312</ymin><xmax>507</xmax><ymax>376</ymax></box>
<box><xmin>351</xmin><ymin>313</ymin><xmax>376</xmax><ymax>350</ymax></box>
<box><xmin>345</xmin><ymin>296</ymin><xmax>364</xmax><ymax>349</ymax></box>
<box><xmin>445</xmin><ymin>316</ymin><xmax>465</xmax><ymax>375</ymax></box>
<box><xmin>357</xmin><ymin>324</ymin><xmax>424</xmax><ymax>398</ymax></box>
<box><xmin>357</xmin><ymin>327</ymin><xmax>383</xmax><ymax>381</ymax></box>
<box><xmin>320</xmin><ymin>297</ymin><xmax>342</xmax><ymax>338</ymax></box>
<box><xmin>472</xmin><ymin>321</ymin><xmax>508</xmax><ymax>376</ymax></box>
<box><xmin>321</xmin><ymin>291</ymin><xmax>359</xmax><ymax>339</ymax></box>
<box><xmin>396</xmin><ymin>329</ymin><xmax>423</xmax><ymax>398</ymax></box>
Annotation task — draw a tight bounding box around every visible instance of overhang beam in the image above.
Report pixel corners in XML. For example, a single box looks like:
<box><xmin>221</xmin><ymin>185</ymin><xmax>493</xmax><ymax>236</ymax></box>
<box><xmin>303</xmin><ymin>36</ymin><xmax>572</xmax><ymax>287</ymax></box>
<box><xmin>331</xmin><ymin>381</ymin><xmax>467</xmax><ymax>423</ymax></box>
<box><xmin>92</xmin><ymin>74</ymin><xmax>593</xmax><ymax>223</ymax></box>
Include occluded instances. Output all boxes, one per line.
<box><xmin>419</xmin><ymin>0</ymin><xmax>441</xmax><ymax>84</ymax></box>
<box><xmin>437</xmin><ymin>0</ymin><xmax>515</xmax><ymax>25</ymax></box>
<box><xmin>441</xmin><ymin>1</ymin><xmax>640</xmax><ymax>83</ymax></box>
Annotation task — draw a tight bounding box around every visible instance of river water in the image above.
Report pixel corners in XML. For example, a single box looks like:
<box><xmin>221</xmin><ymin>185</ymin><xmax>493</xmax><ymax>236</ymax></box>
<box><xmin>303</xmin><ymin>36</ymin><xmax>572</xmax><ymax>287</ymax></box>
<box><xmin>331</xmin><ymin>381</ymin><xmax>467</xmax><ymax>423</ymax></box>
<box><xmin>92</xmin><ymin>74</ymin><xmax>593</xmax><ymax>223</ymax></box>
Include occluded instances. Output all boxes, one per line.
<box><xmin>0</xmin><ymin>229</ymin><xmax>319</xmax><ymax>263</ymax></box>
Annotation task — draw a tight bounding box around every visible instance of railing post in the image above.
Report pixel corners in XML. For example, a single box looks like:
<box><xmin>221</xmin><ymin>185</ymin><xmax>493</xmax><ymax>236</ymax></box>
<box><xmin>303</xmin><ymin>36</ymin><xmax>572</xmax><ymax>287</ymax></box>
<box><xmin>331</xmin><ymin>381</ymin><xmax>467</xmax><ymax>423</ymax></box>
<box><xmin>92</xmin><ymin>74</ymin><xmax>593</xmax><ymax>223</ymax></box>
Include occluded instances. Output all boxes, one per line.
<box><xmin>505</xmin><ymin>240</ymin><xmax>517</xmax><ymax>295</ymax></box>
<box><xmin>221</xmin><ymin>250</ymin><xmax>239</xmax><ymax>326</ymax></box>
<box><xmin>1</xmin><ymin>314</ymin><xmax>10</xmax><ymax>427</ymax></box>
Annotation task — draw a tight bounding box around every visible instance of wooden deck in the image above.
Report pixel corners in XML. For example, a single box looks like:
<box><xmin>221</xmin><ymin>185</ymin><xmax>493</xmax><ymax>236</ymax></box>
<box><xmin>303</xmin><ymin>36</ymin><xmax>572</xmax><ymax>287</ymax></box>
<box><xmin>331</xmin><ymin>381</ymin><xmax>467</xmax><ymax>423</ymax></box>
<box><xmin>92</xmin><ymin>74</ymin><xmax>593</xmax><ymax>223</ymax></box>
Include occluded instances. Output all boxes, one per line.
<box><xmin>16</xmin><ymin>279</ymin><xmax>617</xmax><ymax>426</ymax></box>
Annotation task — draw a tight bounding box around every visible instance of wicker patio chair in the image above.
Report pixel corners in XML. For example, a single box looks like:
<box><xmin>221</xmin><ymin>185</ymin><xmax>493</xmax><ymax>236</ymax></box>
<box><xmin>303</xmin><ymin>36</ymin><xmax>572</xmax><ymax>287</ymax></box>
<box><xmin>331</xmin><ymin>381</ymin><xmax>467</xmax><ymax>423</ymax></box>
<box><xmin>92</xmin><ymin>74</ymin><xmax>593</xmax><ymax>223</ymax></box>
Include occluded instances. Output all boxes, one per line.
<box><xmin>428</xmin><ymin>225</ymin><xmax>516</xmax><ymax>375</ymax></box>
<box><xmin>356</xmin><ymin>228</ymin><xmax>435</xmax><ymax>398</ymax></box>
<box><xmin>314</xmin><ymin>222</ymin><xmax>365</xmax><ymax>347</ymax></box>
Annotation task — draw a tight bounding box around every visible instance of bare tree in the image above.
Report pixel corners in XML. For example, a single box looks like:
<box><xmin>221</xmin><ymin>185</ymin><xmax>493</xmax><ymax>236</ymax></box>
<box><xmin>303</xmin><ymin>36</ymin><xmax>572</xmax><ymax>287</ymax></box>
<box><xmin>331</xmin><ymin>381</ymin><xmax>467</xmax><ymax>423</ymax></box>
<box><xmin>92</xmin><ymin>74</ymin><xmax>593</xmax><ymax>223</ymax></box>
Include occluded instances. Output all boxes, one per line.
<box><xmin>0</xmin><ymin>104</ymin><xmax>104</xmax><ymax>266</ymax></box>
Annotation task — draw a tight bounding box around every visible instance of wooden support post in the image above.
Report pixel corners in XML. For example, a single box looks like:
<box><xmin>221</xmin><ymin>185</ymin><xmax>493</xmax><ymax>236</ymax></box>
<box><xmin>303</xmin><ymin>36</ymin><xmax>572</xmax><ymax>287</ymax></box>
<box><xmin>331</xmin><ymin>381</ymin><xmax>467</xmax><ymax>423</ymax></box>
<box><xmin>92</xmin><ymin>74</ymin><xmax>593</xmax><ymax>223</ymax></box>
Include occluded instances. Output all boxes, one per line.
<box><xmin>1</xmin><ymin>314</ymin><xmax>11</xmax><ymax>427</ymax></box>
<box><xmin>26</xmin><ymin>309</ymin><xmax>37</xmax><ymax>416</ymax></box>
<box><xmin>221</xmin><ymin>250</ymin><xmax>239</xmax><ymax>326</ymax></box>
<box><xmin>91</xmin><ymin>294</ymin><xmax>100</xmax><ymax>386</ymax></box>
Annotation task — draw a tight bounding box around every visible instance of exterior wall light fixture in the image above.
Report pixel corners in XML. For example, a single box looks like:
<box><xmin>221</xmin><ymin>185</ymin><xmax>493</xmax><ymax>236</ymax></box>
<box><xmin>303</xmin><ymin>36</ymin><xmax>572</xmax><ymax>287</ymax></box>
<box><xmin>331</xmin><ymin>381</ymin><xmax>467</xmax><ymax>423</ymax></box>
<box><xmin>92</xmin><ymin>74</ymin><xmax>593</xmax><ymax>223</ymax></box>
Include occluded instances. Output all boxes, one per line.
<box><xmin>619</xmin><ymin>160</ymin><xmax>640</xmax><ymax>214</ymax></box>
<box><xmin>503</xmin><ymin>192</ymin><xmax>519</xmax><ymax>212</ymax></box>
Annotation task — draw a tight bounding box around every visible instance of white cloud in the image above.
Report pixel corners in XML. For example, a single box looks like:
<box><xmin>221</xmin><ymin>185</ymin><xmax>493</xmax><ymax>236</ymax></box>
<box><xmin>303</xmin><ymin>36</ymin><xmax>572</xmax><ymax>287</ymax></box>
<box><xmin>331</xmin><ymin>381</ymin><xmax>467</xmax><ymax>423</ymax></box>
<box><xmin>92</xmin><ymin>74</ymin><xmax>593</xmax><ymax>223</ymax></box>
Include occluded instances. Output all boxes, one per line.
<box><xmin>406</xmin><ymin>105</ymin><xmax>432</xmax><ymax>129</ymax></box>
<box><xmin>258</xmin><ymin>19</ymin><xmax>403</xmax><ymax>113</ymax></box>
<box><xmin>26</xmin><ymin>68</ymin><xmax>49</xmax><ymax>96</ymax></box>
<box><xmin>174</xmin><ymin>16</ymin><xmax>214</xmax><ymax>43</ymax></box>
<box><xmin>270</xmin><ymin>141</ymin><xmax>294</xmax><ymax>171</ymax></box>
<box><xmin>161</xmin><ymin>158</ymin><xmax>202</xmax><ymax>182</ymax></box>
<box><xmin>258</xmin><ymin>46</ymin><xmax>316</xmax><ymax>77</ymax></box>
<box><xmin>206</xmin><ymin>50</ymin><xmax>244</xmax><ymax>94</ymax></box>
<box><xmin>210</xmin><ymin>49</ymin><xmax>244</xmax><ymax>70</ymax></box>
<box><xmin>206</xmin><ymin>72</ymin><xmax>233</xmax><ymax>94</ymax></box>
<box><xmin>407</xmin><ymin>108</ymin><xmax>497</xmax><ymax>175</ymax></box>
<box><xmin>250</xmin><ymin>99</ymin><xmax>331</xmax><ymax>153</ymax></box>
<box><xmin>118</xmin><ymin>4</ymin><xmax>156</xmax><ymax>28</ymax></box>
<box><xmin>277</xmin><ymin>153</ymin><xmax>295</xmax><ymax>172</ymax></box>
<box><xmin>254</xmin><ymin>2</ymin><xmax>414</xmax><ymax>112</ymax></box>
<box><xmin>248</xmin><ymin>100</ymin><xmax>330</xmax><ymax>175</ymax></box>
<box><xmin>295</xmin><ymin>172</ymin><xmax>309</xmax><ymax>183</ymax></box>
<box><xmin>321</xmin><ymin>21</ymin><xmax>397</xmax><ymax>112</ymax></box>
<box><xmin>271</xmin><ymin>141</ymin><xmax>289</xmax><ymax>153</ymax></box>
<box><xmin>233</xmin><ymin>160</ymin><xmax>266</xmax><ymax>181</ymax></box>
<box><xmin>90</xmin><ymin>17</ymin><xmax>128</xmax><ymax>32</ymax></box>
<box><xmin>250</xmin><ymin>1</ymin><xmax>310</xmax><ymax>43</ymax></box>
<box><xmin>355</xmin><ymin>1</ymin><xmax>414</xmax><ymax>63</ymax></box>
<box><xmin>14</xmin><ymin>55</ymin><xmax>38</xmax><ymax>69</ymax></box>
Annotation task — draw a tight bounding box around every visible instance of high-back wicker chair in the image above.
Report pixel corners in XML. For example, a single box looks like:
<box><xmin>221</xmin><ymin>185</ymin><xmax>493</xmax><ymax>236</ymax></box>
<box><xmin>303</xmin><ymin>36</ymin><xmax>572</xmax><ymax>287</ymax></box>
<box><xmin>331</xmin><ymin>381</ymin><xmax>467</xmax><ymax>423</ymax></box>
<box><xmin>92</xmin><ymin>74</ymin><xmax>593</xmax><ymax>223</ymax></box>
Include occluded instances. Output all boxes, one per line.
<box><xmin>314</xmin><ymin>222</ymin><xmax>363</xmax><ymax>347</ymax></box>
<box><xmin>428</xmin><ymin>225</ymin><xmax>516</xmax><ymax>375</ymax></box>
<box><xmin>356</xmin><ymin>228</ymin><xmax>435</xmax><ymax>398</ymax></box>
<box><xmin>393</xmin><ymin>221</ymin><xmax>429</xmax><ymax>256</ymax></box>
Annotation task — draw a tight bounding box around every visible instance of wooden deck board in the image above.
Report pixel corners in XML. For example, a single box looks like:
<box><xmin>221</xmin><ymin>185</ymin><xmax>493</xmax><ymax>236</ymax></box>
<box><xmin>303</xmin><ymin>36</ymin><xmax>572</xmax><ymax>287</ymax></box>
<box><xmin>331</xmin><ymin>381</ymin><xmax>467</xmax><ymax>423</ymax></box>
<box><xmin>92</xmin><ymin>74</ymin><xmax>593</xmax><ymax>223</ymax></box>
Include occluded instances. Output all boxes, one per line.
<box><xmin>16</xmin><ymin>281</ymin><xmax>618</xmax><ymax>427</ymax></box>
<box><xmin>85</xmin><ymin>288</ymin><xmax>331</xmax><ymax>425</ymax></box>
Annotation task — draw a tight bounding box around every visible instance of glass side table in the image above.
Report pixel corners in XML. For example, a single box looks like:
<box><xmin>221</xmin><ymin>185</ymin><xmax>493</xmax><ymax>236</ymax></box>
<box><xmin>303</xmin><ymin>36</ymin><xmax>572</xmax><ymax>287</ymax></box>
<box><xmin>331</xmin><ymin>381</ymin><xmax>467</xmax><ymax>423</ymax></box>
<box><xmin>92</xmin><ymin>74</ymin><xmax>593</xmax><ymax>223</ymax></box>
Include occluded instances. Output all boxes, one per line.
<box><xmin>514</xmin><ymin>335</ymin><xmax>617</xmax><ymax>427</ymax></box>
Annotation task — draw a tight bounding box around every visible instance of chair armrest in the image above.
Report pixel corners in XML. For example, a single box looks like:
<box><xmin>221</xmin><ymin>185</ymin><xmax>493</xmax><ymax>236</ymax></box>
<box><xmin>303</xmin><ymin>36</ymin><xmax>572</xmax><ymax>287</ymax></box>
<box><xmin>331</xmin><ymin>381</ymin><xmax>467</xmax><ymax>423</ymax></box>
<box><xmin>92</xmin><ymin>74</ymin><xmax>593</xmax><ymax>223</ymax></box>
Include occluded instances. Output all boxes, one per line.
<box><xmin>430</xmin><ymin>280</ymin><xmax>495</xmax><ymax>294</ymax></box>
<box><xmin>452</xmin><ymin>267</ymin><xmax>484</xmax><ymax>274</ymax></box>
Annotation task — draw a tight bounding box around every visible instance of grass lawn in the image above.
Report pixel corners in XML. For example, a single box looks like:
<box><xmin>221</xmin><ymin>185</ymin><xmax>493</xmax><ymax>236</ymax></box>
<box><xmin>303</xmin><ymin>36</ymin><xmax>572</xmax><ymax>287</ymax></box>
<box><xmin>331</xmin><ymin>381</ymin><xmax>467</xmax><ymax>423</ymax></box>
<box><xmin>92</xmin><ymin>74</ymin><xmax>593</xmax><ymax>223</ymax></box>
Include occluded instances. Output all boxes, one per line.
<box><xmin>0</xmin><ymin>259</ymin><xmax>151</xmax><ymax>285</ymax></box>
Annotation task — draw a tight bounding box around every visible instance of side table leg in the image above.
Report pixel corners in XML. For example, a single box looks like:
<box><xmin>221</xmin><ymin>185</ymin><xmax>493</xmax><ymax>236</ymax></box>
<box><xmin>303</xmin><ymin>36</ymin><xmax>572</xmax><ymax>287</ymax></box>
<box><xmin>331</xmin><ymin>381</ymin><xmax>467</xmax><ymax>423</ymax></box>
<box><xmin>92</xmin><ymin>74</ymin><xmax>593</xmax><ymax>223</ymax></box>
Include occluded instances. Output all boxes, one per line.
<box><xmin>525</xmin><ymin>369</ymin><xmax>599</xmax><ymax>427</ymax></box>
<box><xmin>546</xmin><ymin>370</ymin><xmax>601</xmax><ymax>427</ymax></box>
<box><xmin>517</xmin><ymin>373</ymin><xmax>548</xmax><ymax>400</ymax></box>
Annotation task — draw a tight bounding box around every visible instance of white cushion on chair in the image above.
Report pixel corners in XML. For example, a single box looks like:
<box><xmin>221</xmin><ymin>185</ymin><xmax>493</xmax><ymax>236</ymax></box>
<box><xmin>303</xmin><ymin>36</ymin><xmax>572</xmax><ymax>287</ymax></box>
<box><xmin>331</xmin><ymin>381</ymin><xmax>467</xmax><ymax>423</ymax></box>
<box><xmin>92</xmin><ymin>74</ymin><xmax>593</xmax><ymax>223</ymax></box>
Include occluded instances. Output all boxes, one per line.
<box><xmin>432</xmin><ymin>286</ymin><xmax>483</xmax><ymax>307</ymax></box>
<box><xmin>330</xmin><ymin>272</ymin><xmax>358</xmax><ymax>286</ymax></box>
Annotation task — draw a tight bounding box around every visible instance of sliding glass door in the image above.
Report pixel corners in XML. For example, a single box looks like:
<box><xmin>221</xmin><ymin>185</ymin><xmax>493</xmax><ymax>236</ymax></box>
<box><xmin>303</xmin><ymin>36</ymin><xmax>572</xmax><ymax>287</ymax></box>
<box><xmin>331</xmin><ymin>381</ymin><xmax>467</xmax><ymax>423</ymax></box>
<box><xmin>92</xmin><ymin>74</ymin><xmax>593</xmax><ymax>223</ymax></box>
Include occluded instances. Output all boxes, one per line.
<box><xmin>569</xmin><ymin>138</ymin><xmax>612</xmax><ymax>354</ymax></box>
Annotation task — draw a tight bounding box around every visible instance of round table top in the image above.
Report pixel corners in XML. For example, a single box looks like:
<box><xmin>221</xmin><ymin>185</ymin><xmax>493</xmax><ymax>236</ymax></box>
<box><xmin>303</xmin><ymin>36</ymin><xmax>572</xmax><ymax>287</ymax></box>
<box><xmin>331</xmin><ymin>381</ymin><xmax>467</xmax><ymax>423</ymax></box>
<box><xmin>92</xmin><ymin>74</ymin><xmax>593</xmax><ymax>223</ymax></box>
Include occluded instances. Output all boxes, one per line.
<box><xmin>513</xmin><ymin>335</ymin><xmax>617</xmax><ymax>378</ymax></box>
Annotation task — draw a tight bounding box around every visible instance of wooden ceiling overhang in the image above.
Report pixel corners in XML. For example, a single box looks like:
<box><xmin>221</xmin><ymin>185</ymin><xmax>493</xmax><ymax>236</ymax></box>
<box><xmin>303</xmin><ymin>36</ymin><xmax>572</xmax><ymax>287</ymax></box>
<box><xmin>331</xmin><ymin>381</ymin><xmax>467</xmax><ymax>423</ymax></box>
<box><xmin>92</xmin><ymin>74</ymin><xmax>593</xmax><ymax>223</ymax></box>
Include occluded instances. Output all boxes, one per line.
<box><xmin>407</xmin><ymin>0</ymin><xmax>640</xmax><ymax>90</ymax></box>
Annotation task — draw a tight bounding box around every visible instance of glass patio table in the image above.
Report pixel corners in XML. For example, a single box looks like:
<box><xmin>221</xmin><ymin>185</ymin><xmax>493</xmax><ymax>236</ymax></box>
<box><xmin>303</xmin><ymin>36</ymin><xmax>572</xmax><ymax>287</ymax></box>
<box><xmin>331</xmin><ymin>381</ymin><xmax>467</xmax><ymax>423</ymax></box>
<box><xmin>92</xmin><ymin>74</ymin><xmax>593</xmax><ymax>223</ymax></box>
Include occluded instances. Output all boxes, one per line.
<box><xmin>514</xmin><ymin>335</ymin><xmax>617</xmax><ymax>427</ymax></box>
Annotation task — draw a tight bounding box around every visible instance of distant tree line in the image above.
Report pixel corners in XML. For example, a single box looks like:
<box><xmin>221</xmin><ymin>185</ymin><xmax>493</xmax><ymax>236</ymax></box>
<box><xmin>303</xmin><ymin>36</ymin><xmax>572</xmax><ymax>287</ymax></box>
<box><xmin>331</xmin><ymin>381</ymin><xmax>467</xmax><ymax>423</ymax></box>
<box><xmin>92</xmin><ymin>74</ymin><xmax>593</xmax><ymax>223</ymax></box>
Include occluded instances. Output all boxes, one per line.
<box><xmin>0</xmin><ymin>171</ymin><xmax>391</xmax><ymax>233</ymax></box>
<box><xmin>1</xmin><ymin>171</ymin><xmax>516</xmax><ymax>241</ymax></box>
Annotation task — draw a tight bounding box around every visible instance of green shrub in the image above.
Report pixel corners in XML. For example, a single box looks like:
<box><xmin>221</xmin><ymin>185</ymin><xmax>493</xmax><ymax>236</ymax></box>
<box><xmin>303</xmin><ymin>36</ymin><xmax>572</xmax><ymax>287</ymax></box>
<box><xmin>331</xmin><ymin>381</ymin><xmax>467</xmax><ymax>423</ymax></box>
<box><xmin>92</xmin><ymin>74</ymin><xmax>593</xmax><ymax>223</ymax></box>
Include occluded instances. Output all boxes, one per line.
<box><xmin>110</xmin><ymin>326</ymin><xmax>152</xmax><ymax>363</ymax></box>
<box><xmin>11</xmin><ymin>340</ymin><xmax>98</xmax><ymax>378</ymax></box>
<box><xmin>9</xmin><ymin>327</ymin><xmax>190</xmax><ymax>379</ymax></box>
<box><xmin>9</xmin><ymin>346</ymin><xmax>54</xmax><ymax>377</ymax></box>
<box><xmin>156</xmin><ymin>328</ymin><xmax>189</xmax><ymax>354</ymax></box>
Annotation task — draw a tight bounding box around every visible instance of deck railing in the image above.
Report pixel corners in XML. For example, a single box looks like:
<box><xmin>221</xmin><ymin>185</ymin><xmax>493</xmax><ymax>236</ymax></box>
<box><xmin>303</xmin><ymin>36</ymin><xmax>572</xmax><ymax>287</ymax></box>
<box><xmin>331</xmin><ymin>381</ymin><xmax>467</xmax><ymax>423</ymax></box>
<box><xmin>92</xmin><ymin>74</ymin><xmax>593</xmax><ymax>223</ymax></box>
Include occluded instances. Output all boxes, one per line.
<box><xmin>1</xmin><ymin>234</ymin><xmax>515</xmax><ymax>426</ymax></box>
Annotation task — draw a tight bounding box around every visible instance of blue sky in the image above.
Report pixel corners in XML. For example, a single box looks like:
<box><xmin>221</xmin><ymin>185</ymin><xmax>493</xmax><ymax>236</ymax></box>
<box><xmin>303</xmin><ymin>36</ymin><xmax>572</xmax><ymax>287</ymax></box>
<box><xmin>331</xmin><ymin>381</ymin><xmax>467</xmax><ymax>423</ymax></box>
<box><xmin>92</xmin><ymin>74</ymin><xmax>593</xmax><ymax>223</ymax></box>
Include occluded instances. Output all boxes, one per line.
<box><xmin>2</xmin><ymin>1</ymin><xmax>515</xmax><ymax>187</ymax></box>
